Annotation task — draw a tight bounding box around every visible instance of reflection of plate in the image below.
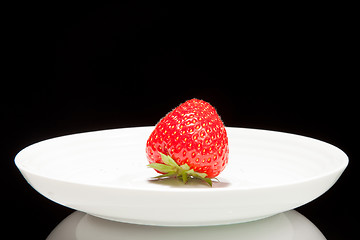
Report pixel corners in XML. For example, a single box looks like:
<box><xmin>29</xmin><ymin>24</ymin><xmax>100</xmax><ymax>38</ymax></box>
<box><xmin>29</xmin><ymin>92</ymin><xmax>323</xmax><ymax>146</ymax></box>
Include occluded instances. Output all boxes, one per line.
<box><xmin>15</xmin><ymin>127</ymin><xmax>348</xmax><ymax>226</ymax></box>
<box><xmin>47</xmin><ymin>210</ymin><xmax>326</xmax><ymax>240</ymax></box>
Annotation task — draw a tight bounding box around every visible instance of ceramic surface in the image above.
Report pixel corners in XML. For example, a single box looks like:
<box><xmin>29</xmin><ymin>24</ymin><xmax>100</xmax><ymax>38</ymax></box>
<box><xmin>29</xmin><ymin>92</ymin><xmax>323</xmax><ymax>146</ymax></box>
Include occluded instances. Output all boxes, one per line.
<box><xmin>15</xmin><ymin>127</ymin><xmax>348</xmax><ymax>226</ymax></box>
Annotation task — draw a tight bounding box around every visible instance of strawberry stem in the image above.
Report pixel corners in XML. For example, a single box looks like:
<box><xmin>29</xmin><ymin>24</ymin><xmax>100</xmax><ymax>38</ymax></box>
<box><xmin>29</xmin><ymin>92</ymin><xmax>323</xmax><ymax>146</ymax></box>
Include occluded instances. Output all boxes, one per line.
<box><xmin>148</xmin><ymin>153</ymin><xmax>213</xmax><ymax>187</ymax></box>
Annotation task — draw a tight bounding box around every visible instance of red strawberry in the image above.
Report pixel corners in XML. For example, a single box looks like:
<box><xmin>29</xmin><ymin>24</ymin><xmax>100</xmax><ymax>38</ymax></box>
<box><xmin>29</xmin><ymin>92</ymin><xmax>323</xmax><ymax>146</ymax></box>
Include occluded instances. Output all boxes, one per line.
<box><xmin>146</xmin><ymin>99</ymin><xmax>229</xmax><ymax>186</ymax></box>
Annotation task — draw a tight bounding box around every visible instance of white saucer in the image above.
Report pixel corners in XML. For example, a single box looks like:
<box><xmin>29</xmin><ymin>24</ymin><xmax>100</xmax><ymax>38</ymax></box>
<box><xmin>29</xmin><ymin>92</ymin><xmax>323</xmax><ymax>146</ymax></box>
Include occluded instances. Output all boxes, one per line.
<box><xmin>15</xmin><ymin>127</ymin><xmax>348</xmax><ymax>226</ymax></box>
<box><xmin>47</xmin><ymin>210</ymin><xmax>326</xmax><ymax>240</ymax></box>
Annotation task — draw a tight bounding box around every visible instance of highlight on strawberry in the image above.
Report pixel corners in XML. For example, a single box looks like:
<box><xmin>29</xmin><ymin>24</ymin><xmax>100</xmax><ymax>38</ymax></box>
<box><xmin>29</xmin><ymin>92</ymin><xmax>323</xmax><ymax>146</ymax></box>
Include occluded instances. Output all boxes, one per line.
<box><xmin>146</xmin><ymin>99</ymin><xmax>229</xmax><ymax>186</ymax></box>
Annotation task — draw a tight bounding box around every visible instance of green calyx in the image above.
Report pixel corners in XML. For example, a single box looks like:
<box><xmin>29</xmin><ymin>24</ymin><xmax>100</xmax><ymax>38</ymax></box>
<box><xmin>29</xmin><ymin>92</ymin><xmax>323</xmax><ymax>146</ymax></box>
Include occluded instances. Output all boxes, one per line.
<box><xmin>148</xmin><ymin>153</ymin><xmax>213</xmax><ymax>187</ymax></box>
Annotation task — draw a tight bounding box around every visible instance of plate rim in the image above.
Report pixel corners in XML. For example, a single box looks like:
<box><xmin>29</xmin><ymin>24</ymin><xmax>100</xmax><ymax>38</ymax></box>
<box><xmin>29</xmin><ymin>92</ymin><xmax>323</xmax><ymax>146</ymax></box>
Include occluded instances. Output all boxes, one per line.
<box><xmin>14</xmin><ymin>126</ymin><xmax>349</xmax><ymax>193</ymax></box>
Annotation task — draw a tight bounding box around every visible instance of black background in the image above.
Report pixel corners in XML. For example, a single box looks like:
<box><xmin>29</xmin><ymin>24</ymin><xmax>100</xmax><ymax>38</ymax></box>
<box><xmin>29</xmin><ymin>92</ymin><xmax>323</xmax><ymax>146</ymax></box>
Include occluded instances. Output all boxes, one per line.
<box><xmin>3</xmin><ymin>3</ymin><xmax>357</xmax><ymax>239</ymax></box>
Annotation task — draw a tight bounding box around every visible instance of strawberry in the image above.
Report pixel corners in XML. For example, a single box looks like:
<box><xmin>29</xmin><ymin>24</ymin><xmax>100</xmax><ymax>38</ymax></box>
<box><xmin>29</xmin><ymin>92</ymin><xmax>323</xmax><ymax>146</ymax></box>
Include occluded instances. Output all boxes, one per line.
<box><xmin>146</xmin><ymin>99</ymin><xmax>229</xmax><ymax>186</ymax></box>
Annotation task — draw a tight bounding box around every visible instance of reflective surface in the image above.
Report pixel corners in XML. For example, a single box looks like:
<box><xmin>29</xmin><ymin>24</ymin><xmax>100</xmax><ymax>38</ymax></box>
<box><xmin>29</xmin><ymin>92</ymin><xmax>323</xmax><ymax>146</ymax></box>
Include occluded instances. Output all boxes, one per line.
<box><xmin>47</xmin><ymin>210</ymin><xmax>326</xmax><ymax>240</ymax></box>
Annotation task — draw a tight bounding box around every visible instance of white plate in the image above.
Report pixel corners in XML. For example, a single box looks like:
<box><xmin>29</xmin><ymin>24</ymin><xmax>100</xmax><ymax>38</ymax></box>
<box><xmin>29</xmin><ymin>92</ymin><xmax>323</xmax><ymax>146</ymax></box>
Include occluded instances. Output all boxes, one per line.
<box><xmin>15</xmin><ymin>127</ymin><xmax>348</xmax><ymax>226</ymax></box>
<box><xmin>47</xmin><ymin>210</ymin><xmax>326</xmax><ymax>240</ymax></box>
